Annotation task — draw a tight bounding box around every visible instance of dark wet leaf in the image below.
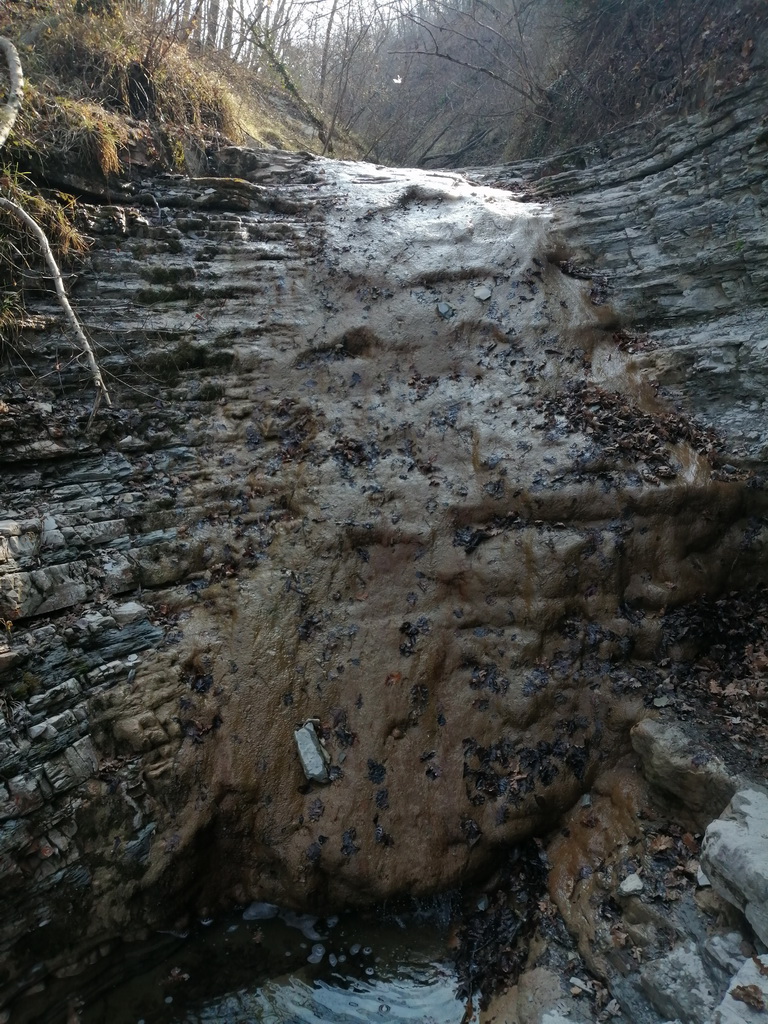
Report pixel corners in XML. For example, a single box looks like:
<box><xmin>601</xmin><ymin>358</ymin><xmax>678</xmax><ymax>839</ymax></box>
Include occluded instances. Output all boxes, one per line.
<box><xmin>454</xmin><ymin>842</ymin><xmax>550</xmax><ymax>1008</ymax></box>
<box><xmin>341</xmin><ymin>828</ymin><xmax>360</xmax><ymax>857</ymax></box>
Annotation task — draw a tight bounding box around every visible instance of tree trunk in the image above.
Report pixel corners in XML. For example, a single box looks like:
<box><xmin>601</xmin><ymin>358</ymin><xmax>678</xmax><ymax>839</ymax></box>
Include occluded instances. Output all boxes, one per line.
<box><xmin>206</xmin><ymin>0</ymin><xmax>220</xmax><ymax>48</ymax></box>
<box><xmin>318</xmin><ymin>0</ymin><xmax>339</xmax><ymax>108</ymax></box>
<box><xmin>223</xmin><ymin>0</ymin><xmax>234</xmax><ymax>54</ymax></box>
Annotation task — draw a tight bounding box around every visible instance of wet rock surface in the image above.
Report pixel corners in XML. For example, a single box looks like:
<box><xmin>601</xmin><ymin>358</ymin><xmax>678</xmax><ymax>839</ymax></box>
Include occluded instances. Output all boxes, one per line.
<box><xmin>475</xmin><ymin>76</ymin><xmax>768</xmax><ymax>464</ymax></box>
<box><xmin>701</xmin><ymin>789</ymin><xmax>768</xmax><ymax>946</ymax></box>
<box><xmin>714</xmin><ymin>954</ymin><xmax>768</xmax><ymax>1023</ymax></box>
<box><xmin>0</xmin><ymin>78</ymin><xmax>767</xmax><ymax>1020</ymax></box>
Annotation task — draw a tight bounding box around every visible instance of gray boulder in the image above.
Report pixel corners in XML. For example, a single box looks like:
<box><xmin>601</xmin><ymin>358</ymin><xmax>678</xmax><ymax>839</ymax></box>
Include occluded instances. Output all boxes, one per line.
<box><xmin>701</xmin><ymin>789</ymin><xmax>768</xmax><ymax>946</ymax></box>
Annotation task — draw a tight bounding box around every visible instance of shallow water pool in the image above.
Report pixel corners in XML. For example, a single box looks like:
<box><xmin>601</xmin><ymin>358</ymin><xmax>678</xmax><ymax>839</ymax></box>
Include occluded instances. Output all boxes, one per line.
<box><xmin>63</xmin><ymin>905</ymin><xmax>467</xmax><ymax>1024</ymax></box>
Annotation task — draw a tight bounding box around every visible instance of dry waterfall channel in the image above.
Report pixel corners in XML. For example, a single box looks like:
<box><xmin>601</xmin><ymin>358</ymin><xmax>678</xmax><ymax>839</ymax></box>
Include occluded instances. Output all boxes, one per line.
<box><xmin>1</xmin><ymin>77</ymin><xmax>768</xmax><ymax>1024</ymax></box>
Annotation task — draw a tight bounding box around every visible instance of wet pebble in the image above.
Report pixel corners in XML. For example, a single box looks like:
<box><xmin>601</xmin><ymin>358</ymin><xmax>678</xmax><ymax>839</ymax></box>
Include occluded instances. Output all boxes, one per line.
<box><xmin>307</xmin><ymin>943</ymin><xmax>325</xmax><ymax>964</ymax></box>
<box><xmin>243</xmin><ymin>901</ymin><xmax>279</xmax><ymax>921</ymax></box>
<box><xmin>619</xmin><ymin>872</ymin><xmax>644</xmax><ymax>896</ymax></box>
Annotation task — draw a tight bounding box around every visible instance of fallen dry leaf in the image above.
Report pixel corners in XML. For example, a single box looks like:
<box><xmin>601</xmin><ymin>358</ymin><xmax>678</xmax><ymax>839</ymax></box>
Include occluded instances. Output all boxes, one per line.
<box><xmin>682</xmin><ymin>832</ymin><xmax>699</xmax><ymax>853</ymax></box>
<box><xmin>649</xmin><ymin>834</ymin><xmax>675</xmax><ymax>854</ymax></box>
<box><xmin>731</xmin><ymin>984</ymin><xmax>765</xmax><ymax>1010</ymax></box>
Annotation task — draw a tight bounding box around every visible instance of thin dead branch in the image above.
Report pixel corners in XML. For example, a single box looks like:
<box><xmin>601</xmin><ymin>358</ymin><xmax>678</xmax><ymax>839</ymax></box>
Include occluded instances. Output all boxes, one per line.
<box><xmin>0</xmin><ymin>36</ymin><xmax>112</xmax><ymax>408</ymax></box>
<box><xmin>0</xmin><ymin>197</ymin><xmax>112</xmax><ymax>406</ymax></box>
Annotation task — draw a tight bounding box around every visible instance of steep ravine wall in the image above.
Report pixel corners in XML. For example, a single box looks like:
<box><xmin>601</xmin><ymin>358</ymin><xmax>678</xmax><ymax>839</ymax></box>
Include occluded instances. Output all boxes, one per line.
<box><xmin>477</xmin><ymin>77</ymin><xmax>768</xmax><ymax>458</ymax></box>
<box><xmin>0</xmin><ymin>79</ymin><xmax>766</xmax><ymax>1013</ymax></box>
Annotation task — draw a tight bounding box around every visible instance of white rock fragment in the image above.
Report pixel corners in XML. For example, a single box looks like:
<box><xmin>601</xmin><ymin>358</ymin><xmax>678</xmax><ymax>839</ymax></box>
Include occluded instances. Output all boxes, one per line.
<box><xmin>630</xmin><ymin>720</ymin><xmax>737</xmax><ymax>817</ymax></box>
<box><xmin>619</xmin><ymin>872</ymin><xmax>644</xmax><ymax>896</ymax></box>
<box><xmin>294</xmin><ymin>721</ymin><xmax>329</xmax><ymax>783</ymax></box>
<box><xmin>112</xmin><ymin>601</ymin><xmax>148</xmax><ymax>626</ymax></box>
<box><xmin>473</xmin><ymin>285</ymin><xmax>492</xmax><ymax>300</ymax></box>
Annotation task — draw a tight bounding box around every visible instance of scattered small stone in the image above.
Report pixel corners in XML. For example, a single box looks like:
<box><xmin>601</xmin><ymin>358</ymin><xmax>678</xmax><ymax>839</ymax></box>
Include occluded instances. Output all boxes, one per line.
<box><xmin>619</xmin><ymin>873</ymin><xmax>644</xmax><ymax>896</ymax></box>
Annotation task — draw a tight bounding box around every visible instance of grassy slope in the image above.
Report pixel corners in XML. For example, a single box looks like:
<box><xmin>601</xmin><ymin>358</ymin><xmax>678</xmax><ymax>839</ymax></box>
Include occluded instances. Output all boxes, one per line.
<box><xmin>0</xmin><ymin>1</ymin><xmax>359</xmax><ymax>334</ymax></box>
<box><xmin>0</xmin><ymin>0</ymin><xmax>356</xmax><ymax>191</ymax></box>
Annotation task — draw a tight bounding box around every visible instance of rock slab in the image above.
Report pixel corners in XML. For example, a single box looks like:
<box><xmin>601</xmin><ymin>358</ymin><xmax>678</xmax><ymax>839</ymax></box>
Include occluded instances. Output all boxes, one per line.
<box><xmin>640</xmin><ymin>941</ymin><xmax>719</xmax><ymax>1024</ymax></box>
<box><xmin>701</xmin><ymin>789</ymin><xmax>768</xmax><ymax>946</ymax></box>
<box><xmin>713</xmin><ymin>954</ymin><xmax>768</xmax><ymax>1024</ymax></box>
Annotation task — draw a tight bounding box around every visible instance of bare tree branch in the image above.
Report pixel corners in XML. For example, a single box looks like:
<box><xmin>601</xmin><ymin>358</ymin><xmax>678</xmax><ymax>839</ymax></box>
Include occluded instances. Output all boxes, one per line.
<box><xmin>390</xmin><ymin>41</ymin><xmax>552</xmax><ymax>121</ymax></box>
<box><xmin>0</xmin><ymin>37</ymin><xmax>112</xmax><ymax>408</ymax></box>
<box><xmin>0</xmin><ymin>198</ymin><xmax>113</xmax><ymax>407</ymax></box>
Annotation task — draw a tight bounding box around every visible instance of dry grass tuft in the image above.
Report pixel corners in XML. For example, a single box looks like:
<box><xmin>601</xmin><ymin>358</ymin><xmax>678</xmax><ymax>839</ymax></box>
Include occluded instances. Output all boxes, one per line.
<box><xmin>1</xmin><ymin>0</ymin><xmax>243</xmax><ymax>180</ymax></box>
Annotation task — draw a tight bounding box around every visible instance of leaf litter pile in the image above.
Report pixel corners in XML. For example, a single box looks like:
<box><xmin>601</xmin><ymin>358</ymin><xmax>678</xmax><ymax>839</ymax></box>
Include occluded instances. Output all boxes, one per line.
<box><xmin>661</xmin><ymin>586</ymin><xmax>768</xmax><ymax>766</ymax></box>
<box><xmin>454</xmin><ymin>841</ymin><xmax>554</xmax><ymax>1010</ymax></box>
<box><xmin>536</xmin><ymin>381</ymin><xmax>724</xmax><ymax>482</ymax></box>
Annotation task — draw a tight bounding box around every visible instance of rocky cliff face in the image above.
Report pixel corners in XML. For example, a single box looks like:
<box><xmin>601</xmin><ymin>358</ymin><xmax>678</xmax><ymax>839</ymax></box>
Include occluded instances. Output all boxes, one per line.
<box><xmin>0</xmin><ymin>77</ymin><xmax>766</xmax><ymax>1013</ymax></box>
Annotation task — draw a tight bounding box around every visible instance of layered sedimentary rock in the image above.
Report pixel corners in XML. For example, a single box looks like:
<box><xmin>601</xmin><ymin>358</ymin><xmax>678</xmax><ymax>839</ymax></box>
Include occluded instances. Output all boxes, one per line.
<box><xmin>478</xmin><ymin>77</ymin><xmax>768</xmax><ymax>459</ymax></box>
<box><xmin>0</xmin><ymin>76</ymin><xmax>766</xmax><ymax>1007</ymax></box>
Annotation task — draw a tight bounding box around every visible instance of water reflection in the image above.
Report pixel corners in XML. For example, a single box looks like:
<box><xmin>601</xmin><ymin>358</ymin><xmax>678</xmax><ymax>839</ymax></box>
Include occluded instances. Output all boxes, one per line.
<box><xmin>77</xmin><ymin>907</ymin><xmax>464</xmax><ymax>1024</ymax></box>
